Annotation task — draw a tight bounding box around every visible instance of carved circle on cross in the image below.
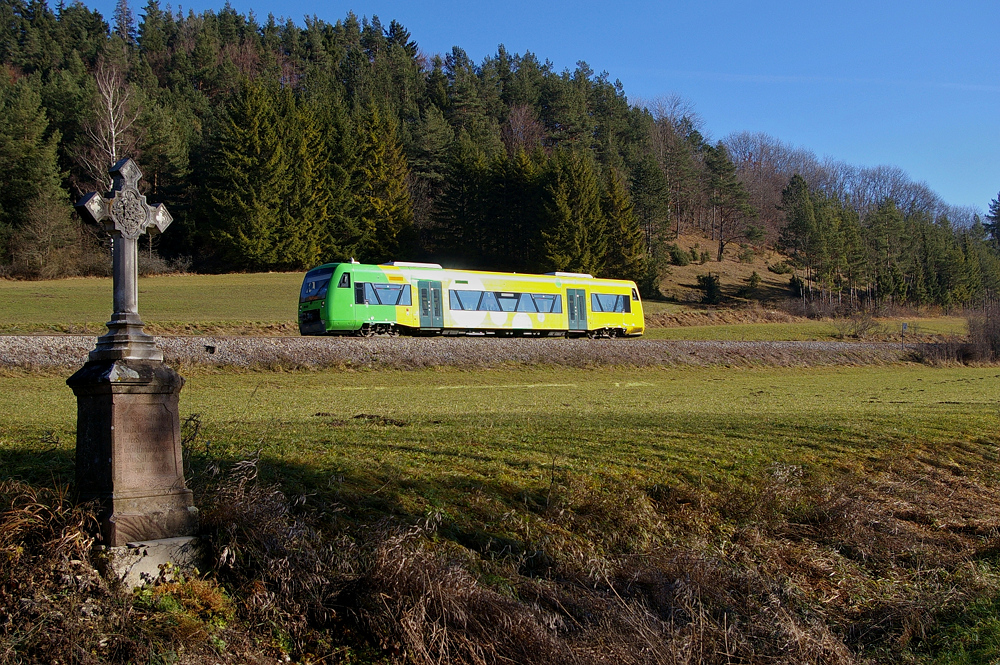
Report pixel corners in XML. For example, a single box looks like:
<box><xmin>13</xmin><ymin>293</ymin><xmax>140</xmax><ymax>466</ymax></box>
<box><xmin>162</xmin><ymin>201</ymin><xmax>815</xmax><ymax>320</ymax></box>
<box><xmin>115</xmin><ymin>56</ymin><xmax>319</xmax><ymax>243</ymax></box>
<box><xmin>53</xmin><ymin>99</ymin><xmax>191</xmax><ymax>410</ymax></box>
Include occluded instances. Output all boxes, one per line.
<box><xmin>111</xmin><ymin>188</ymin><xmax>150</xmax><ymax>239</ymax></box>
<box><xmin>109</xmin><ymin>159</ymin><xmax>151</xmax><ymax>239</ymax></box>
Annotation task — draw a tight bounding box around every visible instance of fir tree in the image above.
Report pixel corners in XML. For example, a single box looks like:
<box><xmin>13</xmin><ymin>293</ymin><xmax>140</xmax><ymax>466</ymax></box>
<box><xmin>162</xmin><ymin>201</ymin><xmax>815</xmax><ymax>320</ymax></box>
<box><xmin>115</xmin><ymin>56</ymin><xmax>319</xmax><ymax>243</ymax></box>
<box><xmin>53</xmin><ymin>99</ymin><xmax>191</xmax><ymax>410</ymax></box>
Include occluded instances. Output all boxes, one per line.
<box><xmin>484</xmin><ymin>148</ymin><xmax>544</xmax><ymax>270</ymax></box>
<box><xmin>0</xmin><ymin>75</ymin><xmax>78</xmax><ymax>276</ymax></box>
<box><xmin>985</xmin><ymin>191</ymin><xmax>1000</xmax><ymax>247</ymax></box>
<box><xmin>602</xmin><ymin>167</ymin><xmax>645</xmax><ymax>282</ymax></box>
<box><xmin>353</xmin><ymin>105</ymin><xmax>414</xmax><ymax>263</ymax></box>
<box><xmin>540</xmin><ymin>149</ymin><xmax>606</xmax><ymax>275</ymax></box>
<box><xmin>275</xmin><ymin>91</ymin><xmax>328</xmax><ymax>269</ymax></box>
<box><xmin>432</xmin><ymin>129</ymin><xmax>490</xmax><ymax>265</ymax></box>
<box><xmin>202</xmin><ymin>77</ymin><xmax>286</xmax><ymax>269</ymax></box>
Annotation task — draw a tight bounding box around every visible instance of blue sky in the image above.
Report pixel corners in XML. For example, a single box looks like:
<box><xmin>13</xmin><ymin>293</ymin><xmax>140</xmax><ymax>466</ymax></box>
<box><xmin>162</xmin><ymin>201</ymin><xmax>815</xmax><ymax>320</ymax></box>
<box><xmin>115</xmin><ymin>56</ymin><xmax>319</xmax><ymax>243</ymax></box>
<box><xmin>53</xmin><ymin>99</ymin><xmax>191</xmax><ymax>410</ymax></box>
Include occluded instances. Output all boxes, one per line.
<box><xmin>91</xmin><ymin>0</ymin><xmax>999</xmax><ymax>211</ymax></box>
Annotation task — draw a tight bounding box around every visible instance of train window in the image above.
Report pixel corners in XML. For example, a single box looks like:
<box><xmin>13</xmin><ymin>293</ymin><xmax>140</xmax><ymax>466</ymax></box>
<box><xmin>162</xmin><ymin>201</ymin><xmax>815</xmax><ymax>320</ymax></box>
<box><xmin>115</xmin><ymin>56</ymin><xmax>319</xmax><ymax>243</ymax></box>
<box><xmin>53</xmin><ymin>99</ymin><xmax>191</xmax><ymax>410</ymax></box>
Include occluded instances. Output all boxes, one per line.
<box><xmin>420</xmin><ymin>288</ymin><xmax>431</xmax><ymax>316</ymax></box>
<box><xmin>364</xmin><ymin>283</ymin><xmax>378</xmax><ymax>304</ymax></box>
<box><xmin>479</xmin><ymin>291</ymin><xmax>501</xmax><ymax>311</ymax></box>
<box><xmin>592</xmin><ymin>293</ymin><xmax>627</xmax><ymax>313</ymax></box>
<box><xmin>632</xmin><ymin>288</ymin><xmax>640</xmax><ymax>301</ymax></box>
<box><xmin>532</xmin><ymin>294</ymin><xmax>561</xmax><ymax>313</ymax></box>
<box><xmin>452</xmin><ymin>290</ymin><xmax>481</xmax><ymax>310</ymax></box>
<box><xmin>354</xmin><ymin>282</ymin><xmax>365</xmax><ymax>304</ymax></box>
<box><xmin>496</xmin><ymin>293</ymin><xmax>519</xmax><ymax>312</ymax></box>
<box><xmin>373</xmin><ymin>283</ymin><xmax>409</xmax><ymax>306</ymax></box>
<box><xmin>338</xmin><ymin>273</ymin><xmax>351</xmax><ymax>288</ymax></box>
<box><xmin>516</xmin><ymin>293</ymin><xmax>537</xmax><ymax>312</ymax></box>
<box><xmin>300</xmin><ymin>269</ymin><xmax>333</xmax><ymax>302</ymax></box>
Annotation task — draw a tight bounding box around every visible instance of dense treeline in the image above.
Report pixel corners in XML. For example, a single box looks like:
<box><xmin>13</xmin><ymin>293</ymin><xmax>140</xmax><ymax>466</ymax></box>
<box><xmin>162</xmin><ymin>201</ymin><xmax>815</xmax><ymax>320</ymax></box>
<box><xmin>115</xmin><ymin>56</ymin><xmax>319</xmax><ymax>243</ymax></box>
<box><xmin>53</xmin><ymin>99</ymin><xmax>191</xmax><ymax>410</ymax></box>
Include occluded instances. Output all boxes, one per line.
<box><xmin>1</xmin><ymin>0</ymin><xmax>998</xmax><ymax>309</ymax></box>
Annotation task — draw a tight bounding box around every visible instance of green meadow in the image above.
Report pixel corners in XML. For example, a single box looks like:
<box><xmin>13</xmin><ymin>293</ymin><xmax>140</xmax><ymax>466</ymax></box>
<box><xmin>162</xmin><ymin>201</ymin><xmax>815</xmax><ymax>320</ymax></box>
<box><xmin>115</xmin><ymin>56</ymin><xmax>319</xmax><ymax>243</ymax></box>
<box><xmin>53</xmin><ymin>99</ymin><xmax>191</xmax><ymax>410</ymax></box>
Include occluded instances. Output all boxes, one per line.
<box><xmin>4</xmin><ymin>362</ymin><xmax>1000</xmax><ymax>664</ymax></box>
<box><xmin>0</xmin><ymin>273</ymin><xmax>302</xmax><ymax>333</ymax></box>
<box><xmin>5</xmin><ymin>364</ymin><xmax>997</xmax><ymax>513</ymax></box>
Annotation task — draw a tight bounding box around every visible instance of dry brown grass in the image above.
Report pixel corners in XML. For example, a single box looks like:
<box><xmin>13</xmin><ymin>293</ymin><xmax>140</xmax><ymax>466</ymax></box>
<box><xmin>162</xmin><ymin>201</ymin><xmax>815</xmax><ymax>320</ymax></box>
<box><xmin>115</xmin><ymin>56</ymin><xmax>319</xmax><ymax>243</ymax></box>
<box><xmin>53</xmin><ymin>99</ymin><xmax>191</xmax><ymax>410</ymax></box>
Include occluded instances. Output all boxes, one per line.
<box><xmin>655</xmin><ymin>235</ymin><xmax>794</xmax><ymax>303</ymax></box>
<box><xmin>5</xmin><ymin>447</ymin><xmax>1000</xmax><ymax>663</ymax></box>
<box><xmin>191</xmin><ymin>455</ymin><xmax>1000</xmax><ymax>663</ymax></box>
<box><xmin>644</xmin><ymin>301</ymin><xmax>804</xmax><ymax>329</ymax></box>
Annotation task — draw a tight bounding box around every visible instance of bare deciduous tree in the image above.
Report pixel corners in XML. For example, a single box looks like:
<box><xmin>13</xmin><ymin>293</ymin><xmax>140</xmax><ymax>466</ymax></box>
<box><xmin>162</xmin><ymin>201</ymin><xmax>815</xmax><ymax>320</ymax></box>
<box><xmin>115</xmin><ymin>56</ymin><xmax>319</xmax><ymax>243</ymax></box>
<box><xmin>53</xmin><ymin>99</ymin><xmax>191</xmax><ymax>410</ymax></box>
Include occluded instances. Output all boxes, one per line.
<box><xmin>75</xmin><ymin>56</ymin><xmax>142</xmax><ymax>192</ymax></box>
<box><xmin>502</xmin><ymin>104</ymin><xmax>545</xmax><ymax>156</ymax></box>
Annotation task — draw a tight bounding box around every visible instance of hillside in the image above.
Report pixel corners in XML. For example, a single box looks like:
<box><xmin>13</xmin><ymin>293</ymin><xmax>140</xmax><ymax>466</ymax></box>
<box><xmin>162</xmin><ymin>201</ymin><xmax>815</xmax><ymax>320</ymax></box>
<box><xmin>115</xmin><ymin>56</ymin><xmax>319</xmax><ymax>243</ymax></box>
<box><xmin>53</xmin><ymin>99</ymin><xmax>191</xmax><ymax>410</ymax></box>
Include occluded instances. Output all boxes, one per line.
<box><xmin>652</xmin><ymin>234</ymin><xmax>795</xmax><ymax>304</ymax></box>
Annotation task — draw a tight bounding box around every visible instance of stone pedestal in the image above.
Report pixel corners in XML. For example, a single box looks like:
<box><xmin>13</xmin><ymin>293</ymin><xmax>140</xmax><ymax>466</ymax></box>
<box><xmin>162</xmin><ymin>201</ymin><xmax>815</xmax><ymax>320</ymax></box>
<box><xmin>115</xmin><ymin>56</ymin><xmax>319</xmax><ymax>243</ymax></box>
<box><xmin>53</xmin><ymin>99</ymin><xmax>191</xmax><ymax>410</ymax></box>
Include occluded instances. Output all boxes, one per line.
<box><xmin>67</xmin><ymin>360</ymin><xmax>197</xmax><ymax>547</ymax></box>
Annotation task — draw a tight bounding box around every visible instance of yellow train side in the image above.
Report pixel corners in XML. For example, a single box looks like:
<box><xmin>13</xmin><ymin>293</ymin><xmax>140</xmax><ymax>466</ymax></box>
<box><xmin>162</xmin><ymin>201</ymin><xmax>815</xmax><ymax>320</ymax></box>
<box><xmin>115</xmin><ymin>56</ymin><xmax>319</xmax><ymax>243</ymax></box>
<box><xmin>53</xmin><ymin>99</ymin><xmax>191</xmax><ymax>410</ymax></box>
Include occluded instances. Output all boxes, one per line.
<box><xmin>299</xmin><ymin>262</ymin><xmax>644</xmax><ymax>337</ymax></box>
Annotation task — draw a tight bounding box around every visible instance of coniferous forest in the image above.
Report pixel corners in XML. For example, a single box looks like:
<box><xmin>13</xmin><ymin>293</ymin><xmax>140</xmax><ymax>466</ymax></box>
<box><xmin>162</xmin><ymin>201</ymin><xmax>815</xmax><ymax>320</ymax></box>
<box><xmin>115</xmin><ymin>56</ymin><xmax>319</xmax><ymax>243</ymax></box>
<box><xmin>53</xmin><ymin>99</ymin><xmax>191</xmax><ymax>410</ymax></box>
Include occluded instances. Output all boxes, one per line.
<box><xmin>2</xmin><ymin>0</ymin><xmax>1000</xmax><ymax>309</ymax></box>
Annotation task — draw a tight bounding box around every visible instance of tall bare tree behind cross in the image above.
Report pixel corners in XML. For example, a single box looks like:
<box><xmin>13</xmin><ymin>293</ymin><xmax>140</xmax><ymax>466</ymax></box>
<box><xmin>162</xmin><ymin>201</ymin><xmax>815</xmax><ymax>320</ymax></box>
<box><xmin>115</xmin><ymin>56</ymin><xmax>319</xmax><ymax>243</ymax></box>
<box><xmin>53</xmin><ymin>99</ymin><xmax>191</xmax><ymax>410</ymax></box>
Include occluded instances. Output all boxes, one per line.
<box><xmin>76</xmin><ymin>56</ymin><xmax>142</xmax><ymax>192</ymax></box>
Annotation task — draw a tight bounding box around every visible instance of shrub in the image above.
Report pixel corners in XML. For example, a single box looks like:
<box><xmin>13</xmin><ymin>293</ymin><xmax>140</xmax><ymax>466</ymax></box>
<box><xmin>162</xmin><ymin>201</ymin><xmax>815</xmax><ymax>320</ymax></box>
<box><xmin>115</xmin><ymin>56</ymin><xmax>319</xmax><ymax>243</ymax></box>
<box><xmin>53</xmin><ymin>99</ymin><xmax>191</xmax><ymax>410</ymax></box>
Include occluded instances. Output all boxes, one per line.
<box><xmin>697</xmin><ymin>273</ymin><xmax>722</xmax><ymax>304</ymax></box>
<box><xmin>737</xmin><ymin>244</ymin><xmax>755</xmax><ymax>263</ymax></box>
<box><xmin>665</xmin><ymin>243</ymin><xmax>690</xmax><ymax>266</ymax></box>
<box><xmin>832</xmin><ymin>311</ymin><xmax>882</xmax><ymax>339</ymax></box>
<box><xmin>966</xmin><ymin>306</ymin><xmax>1000</xmax><ymax>361</ymax></box>
<box><xmin>744</xmin><ymin>223</ymin><xmax>765</xmax><ymax>246</ymax></box>
<box><xmin>736</xmin><ymin>271</ymin><xmax>761</xmax><ymax>299</ymax></box>
<box><xmin>768</xmin><ymin>261</ymin><xmax>795</xmax><ymax>275</ymax></box>
<box><xmin>699</xmin><ymin>249</ymin><xmax>711</xmax><ymax>264</ymax></box>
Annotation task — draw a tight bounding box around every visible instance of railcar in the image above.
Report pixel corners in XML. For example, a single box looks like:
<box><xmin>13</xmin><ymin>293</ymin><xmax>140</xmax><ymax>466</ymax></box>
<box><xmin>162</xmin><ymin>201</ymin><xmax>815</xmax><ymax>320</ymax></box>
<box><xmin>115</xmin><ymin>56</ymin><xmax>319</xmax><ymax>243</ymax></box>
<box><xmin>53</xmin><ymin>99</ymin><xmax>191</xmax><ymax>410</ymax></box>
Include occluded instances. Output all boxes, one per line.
<box><xmin>298</xmin><ymin>261</ymin><xmax>644</xmax><ymax>337</ymax></box>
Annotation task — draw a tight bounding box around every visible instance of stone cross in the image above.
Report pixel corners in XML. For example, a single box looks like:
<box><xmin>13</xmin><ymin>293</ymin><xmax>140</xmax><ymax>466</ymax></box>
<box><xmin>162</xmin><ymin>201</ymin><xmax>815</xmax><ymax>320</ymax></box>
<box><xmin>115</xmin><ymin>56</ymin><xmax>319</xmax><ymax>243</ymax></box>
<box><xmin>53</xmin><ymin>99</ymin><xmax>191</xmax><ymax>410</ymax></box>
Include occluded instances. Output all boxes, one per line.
<box><xmin>76</xmin><ymin>158</ymin><xmax>173</xmax><ymax>362</ymax></box>
<box><xmin>69</xmin><ymin>158</ymin><xmax>197</xmax><ymax>550</ymax></box>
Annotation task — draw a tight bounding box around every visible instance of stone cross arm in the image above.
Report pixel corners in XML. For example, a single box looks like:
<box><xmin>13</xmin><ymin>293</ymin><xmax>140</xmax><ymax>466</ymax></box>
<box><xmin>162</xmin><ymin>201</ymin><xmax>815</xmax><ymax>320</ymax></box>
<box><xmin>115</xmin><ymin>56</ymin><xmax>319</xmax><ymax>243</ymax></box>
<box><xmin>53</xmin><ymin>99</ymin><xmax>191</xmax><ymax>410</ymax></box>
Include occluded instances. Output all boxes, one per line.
<box><xmin>76</xmin><ymin>158</ymin><xmax>172</xmax><ymax>239</ymax></box>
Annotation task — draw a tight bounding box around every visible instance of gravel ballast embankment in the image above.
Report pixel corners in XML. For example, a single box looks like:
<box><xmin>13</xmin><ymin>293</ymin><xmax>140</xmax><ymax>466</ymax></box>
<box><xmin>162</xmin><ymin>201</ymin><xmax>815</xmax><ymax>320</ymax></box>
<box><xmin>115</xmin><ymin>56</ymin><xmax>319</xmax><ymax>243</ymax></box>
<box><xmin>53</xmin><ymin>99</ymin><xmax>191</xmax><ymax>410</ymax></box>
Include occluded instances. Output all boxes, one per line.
<box><xmin>0</xmin><ymin>335</ymin><xmax>907</xmax><ymax>370</ymax></box>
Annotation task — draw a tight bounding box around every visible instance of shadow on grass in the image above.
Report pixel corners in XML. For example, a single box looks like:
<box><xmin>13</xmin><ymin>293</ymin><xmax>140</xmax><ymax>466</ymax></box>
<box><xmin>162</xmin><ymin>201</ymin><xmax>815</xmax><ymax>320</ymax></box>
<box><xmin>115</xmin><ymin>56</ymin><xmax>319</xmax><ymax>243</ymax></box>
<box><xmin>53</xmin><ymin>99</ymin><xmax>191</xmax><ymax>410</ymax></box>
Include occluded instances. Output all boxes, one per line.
<box><xmin>0</xmin><ymin>446</ymin><xmax>75</xmax><ymax>487</ymax></box>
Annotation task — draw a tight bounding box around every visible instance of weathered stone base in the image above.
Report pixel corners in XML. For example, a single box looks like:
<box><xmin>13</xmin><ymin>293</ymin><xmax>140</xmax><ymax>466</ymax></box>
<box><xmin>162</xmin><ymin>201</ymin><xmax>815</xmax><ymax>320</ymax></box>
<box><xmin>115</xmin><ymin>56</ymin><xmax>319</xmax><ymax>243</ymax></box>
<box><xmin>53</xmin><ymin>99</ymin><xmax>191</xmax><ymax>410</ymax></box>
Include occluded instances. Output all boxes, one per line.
<box><xmin>102</xmin><ymin>493</ymin><xmax>199</xmax><ymax>545</ymax></box>
<box><xmin>102</xmin><ymin>536</ymin><xmax>204</xmax><ymax>588</ymax></box>
<box><xmin>68</xmin><ymin>359</ymin><xmax>198</xmax><ymax>546</ymax></box>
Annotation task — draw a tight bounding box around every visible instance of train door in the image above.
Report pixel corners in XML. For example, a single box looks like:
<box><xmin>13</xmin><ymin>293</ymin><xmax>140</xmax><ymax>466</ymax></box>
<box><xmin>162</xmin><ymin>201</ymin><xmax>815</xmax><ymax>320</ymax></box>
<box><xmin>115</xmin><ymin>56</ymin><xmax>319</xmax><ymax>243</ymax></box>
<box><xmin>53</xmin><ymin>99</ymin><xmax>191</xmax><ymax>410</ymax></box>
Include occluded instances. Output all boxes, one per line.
<box><xmin>566</xmin><ymin>288</ymin><xmax>587</xmax><ymax>333</ymax></box>
<box><xmin>417</xmin><ymin>280</ymin><xmax>443</xmax><ymax>329</ymax></box>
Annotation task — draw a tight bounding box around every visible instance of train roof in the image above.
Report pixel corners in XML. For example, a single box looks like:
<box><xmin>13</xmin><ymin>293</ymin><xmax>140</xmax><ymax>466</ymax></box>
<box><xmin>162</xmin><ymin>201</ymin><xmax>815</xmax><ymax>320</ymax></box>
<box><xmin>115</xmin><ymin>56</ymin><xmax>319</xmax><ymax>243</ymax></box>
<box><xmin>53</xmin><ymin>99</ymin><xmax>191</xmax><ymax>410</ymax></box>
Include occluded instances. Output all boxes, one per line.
<box><xmin>306</xmin><ymin>261</ymin><xmax>636</xmax><ymax>287</ymax></box>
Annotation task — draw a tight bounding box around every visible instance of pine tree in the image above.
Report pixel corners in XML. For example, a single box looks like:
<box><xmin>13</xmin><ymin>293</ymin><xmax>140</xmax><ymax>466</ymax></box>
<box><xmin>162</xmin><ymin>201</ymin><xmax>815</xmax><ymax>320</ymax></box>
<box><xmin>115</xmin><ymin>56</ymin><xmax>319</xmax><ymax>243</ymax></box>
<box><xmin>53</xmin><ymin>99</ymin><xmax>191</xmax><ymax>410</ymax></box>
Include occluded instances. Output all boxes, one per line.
<box><xmin>704</xmin><ymin>142</ymin><xmax>754</xmax><ymax>261</ymax></box>
<box><xmin>353</xmin><ymin>105</ymin><xmax>414</xmax><ymax>263</ymax></box>
<box><xmin>202</xmin><ymin>77</ymin><xmax>286</xmax><ymax>269</ymax></box>
<box><xmin>113</xmin><ymin>0</ymin><xmax>137</xmax><ymax>48</ymax></box>
<box><xmin>629</xmin><ymin>153</ymin><xmax>668</xmax><ymax>247</ymax></box>
<box><xmin>275</xmin><ymin>91</ymin><xmax>328</xmax><ymax>269</ymax></box>
<box><xmin>409</xmin><ymin>105</ymin><xmax>455</xmax><ymax>230</ymax></box>
<box><xmin>602</xmin><ymin>167</ymin><xmax>645</xmax><ymax>282</ymax></box>
<box><xmin>985</xmin><ymin>191</ymin><xmax>1000</xmax><ymax>247</ymax></box>
<box><xmin>540</xmin><ymin>149</ymin><xmax>606</xmax><ymax>274</ymax></box>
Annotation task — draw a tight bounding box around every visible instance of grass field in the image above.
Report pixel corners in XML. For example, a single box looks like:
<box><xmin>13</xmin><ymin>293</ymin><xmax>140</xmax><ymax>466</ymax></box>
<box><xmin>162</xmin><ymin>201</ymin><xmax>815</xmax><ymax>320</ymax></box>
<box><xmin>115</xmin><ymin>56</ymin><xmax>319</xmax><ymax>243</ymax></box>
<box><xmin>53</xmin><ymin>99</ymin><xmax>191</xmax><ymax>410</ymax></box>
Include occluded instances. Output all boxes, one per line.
<box><xmin>5</xmin><ymin>363</ymin><xmax>997</xmax><ymax>501</ymax></box>
<box><xmin>4</xmin><ymin>363</ymin><xmax>1000</xmax><ymax>662</ymax></box>
<box><xmin>0</xmin><ymin>273</ymin><xmax>302</xmax><ymax>334</ymax></box>
<box><xmin>643</xmin><ymin>316</ymin><xmax>968</xmax><ymax>341</ymax></box>
<box><xmin>3</xmin><ymin>363</ymin><xmax>993</xmax><ymax>475</ymax></box>
<box><xmin>0</xmin><ymin>271</ymin><xmax>991</xmax><ymax>662</ymax></box>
